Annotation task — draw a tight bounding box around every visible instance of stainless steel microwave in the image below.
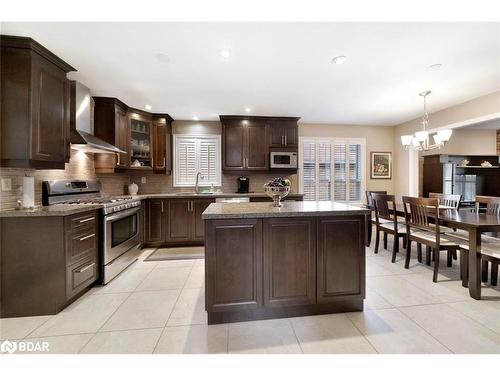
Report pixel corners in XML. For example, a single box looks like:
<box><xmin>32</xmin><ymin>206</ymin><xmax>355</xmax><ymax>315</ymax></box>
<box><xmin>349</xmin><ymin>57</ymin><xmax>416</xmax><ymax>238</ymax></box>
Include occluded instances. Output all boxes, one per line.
<box><xmin>270</xmin><ymin>151</ymin><xmax>298</xmax><ymax>169</ymax></box>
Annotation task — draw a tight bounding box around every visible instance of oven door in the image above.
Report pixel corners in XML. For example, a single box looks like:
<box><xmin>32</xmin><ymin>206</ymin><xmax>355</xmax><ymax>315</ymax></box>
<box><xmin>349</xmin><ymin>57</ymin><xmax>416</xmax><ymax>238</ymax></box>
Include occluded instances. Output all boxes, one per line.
<box><xmin>270</xmin><ymin>152</ymin><xmax>297</xmax><ymax>168</ymax></box>
<box><xmin>103</xmin><ymin>206</ymin><xmax>140</xmax><ymax>265</ymax></box>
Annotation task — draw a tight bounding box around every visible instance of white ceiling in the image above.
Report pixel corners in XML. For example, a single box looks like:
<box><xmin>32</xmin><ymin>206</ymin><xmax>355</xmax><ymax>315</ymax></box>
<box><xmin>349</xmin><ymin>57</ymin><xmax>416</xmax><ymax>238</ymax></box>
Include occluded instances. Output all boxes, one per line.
<box><xmin>2</xmin><ymin>22</ymin><xmax>500</xmax><ymax>125</ymax></box>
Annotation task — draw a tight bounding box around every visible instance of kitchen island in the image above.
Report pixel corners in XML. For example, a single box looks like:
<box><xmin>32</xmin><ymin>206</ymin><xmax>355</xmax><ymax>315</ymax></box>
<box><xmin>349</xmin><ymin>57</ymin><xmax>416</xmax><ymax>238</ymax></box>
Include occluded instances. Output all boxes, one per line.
<box><xmin>202</xmin><ymin>201</ymin><xmax>369</xmax><ymax>324</ymax></box>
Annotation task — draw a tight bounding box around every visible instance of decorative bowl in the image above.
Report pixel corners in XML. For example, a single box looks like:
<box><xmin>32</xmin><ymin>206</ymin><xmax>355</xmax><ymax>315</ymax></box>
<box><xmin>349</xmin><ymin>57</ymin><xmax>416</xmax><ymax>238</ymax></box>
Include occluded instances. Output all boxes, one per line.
<box><xmin>264</xmin><ymin>186</ymin><xmax>290</xmax><ymax>207</ymax></box>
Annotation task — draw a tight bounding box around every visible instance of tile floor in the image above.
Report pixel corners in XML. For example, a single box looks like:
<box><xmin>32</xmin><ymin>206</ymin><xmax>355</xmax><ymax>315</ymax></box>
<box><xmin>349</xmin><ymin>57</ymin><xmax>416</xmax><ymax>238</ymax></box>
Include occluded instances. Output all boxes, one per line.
<box><xmin>2</xmin><ymin>237</ymin><xmax>500</xmax><ymax>354</ymax></box>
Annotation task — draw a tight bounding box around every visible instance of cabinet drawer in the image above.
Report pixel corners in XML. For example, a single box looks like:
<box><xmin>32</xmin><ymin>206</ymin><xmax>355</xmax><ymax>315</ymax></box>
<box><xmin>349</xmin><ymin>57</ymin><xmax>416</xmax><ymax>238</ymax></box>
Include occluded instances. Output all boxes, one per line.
<box><xmin>66</xmin><ymin>256</ymin><xmax>98</xmax><ymax>300</ymax></box>
<box><xmin>69</xmin><ymin>211</ymin><xmax>97</xmax><ymax>231</ymax></box>
<box><xmin>67</xmin><ymin>228</ymin><xmax>97</xmax><ymax>265</ymax></box>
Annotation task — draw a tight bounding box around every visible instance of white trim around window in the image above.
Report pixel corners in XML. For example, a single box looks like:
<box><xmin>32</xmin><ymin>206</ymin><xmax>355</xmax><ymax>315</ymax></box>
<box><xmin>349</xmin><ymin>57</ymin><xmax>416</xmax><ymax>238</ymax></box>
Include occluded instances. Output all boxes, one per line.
<box><xmin>173</xmin><ymin>134</ymin><xmax>222</xmax><ymax>187</ymax></box>
<box><xmin>298</xmin><ymin>137</ymin><xmax>366</xmax><ymax>203</ymax></box>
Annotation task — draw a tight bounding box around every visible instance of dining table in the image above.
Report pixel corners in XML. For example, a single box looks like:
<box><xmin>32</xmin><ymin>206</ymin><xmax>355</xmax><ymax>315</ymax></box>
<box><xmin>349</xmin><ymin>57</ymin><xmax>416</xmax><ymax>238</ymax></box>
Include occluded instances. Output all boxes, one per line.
<box><xmin>366</xmin><ymin>202</ymin><xmax>500</xmax><ymax>300</ymax></box>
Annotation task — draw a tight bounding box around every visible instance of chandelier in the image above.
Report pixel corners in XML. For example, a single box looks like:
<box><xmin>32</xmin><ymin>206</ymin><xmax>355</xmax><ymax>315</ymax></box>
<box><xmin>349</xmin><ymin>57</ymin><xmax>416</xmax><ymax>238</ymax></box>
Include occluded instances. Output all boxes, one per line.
<box><xmin>401</xmin><ymin>91</ymin><xmax>452</xmax><ymax>151</ymax></box>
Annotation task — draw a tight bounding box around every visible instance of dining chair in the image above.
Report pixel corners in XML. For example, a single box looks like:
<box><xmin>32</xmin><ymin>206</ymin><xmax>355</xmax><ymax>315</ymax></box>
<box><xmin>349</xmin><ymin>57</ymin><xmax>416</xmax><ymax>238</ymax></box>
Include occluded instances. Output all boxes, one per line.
<box><xmin>429</xmin><ymin>192</ymin><xmax>462</xmax><ymax>265</ymax></box>
<box><xmin>365</xmin><ymin>190</ymin><xmax>387</xmax><ymax>247</ymax></box>
<box><xmin>446</xmin><ymin>196</ymin><xmax>500</xmax><ymax>286</ymax></box>
<box><xmin>402</xmin><ymin>196</ymin><xmax>463</xmax><ymax>282</ymax></box>
<box><xmin>372</xmin><ymin>193</ymin><xmax>406</xmax><ymax>262</ymax></box>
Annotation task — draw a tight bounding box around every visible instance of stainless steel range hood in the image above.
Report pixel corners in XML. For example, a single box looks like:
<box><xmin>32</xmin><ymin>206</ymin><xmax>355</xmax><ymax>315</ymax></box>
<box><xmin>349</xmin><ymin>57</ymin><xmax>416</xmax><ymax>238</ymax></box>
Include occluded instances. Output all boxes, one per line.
<box><xmin>70</xmin><ymin>81</ymin><xmax>126</xmax><ymax>154</ymax></box>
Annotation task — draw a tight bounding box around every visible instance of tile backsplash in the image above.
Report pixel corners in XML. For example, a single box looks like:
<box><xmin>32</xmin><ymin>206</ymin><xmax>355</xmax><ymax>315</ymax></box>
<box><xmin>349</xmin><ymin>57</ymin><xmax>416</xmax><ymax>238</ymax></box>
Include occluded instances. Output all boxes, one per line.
<box><xmin>0</xmin><ymin>151</ymin><xmax>298</xmax><ymax>211</ymax></box>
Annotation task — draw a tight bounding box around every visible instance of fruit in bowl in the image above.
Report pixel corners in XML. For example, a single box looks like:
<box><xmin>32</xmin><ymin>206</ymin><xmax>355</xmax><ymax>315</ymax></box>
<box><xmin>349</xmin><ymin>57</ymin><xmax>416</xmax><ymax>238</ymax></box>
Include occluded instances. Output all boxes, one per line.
<box><xmin>264</xmin><ymin>178</ymin><xmax>291</xmax><ymax>207</ymax></box>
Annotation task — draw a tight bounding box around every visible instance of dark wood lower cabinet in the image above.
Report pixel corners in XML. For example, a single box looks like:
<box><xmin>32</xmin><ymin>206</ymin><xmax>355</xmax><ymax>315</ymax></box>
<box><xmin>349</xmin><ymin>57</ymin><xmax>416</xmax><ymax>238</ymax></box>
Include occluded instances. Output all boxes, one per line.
<box><xmin>263</xmin><ymin>217</ymin><xmax>316</xmax><ymax>307</ymax></box>
<box><xmin>317</xmin><ymin>216</ymin><xmax>365</xmax><ymax>303</ymax></box>
<box><xmin>204</xmin><ymin>214</ymin><xmax>366</xmax><ymax>324</ymax></box>
<box><xmin>205</xmin><ymin>219</ymin><xmax>262</xmax><ymax>312</ymax></box>
<box><xmin>143</xmin><ymin>197</ymin><xmax>215</xmax><ymax>246</ymax></box>
<box><xmin>0</xmin><ymin>210</ymin><xmax>99</xmax><ymax>318</ymax></box>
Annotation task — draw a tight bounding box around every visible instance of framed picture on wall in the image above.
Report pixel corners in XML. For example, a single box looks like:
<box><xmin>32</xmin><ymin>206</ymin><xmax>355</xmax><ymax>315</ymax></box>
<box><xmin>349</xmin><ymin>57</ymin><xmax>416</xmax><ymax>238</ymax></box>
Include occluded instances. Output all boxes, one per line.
<box><xmin>371</xmin><ymin>152</ymin><xmax>392</xmax><ymax>179</ymax></box>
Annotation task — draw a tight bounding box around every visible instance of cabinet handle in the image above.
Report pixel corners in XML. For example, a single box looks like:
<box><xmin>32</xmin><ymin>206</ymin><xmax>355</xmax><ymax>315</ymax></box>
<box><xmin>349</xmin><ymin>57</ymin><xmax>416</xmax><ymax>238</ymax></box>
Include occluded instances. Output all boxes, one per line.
<box><xmin>163</xmin><ymin>157</ymin><xmax>166</xmax><ymax>168</ymax></box>
<box><xmin>79</xmin><ymin>217</ymin><xmax>94</xmax><ymax>223</ymax></box>
<box><xmin>75</xmin><ymin>263</ymin><xmax>95</xmax><ymax>274</ymax></box>
<box><xmin>116</xmin><ymin>153</ymin><xmax>120</xmax><ymax>166</ymax></box>
<box><xmin>161</xmin><ymin>202</ymin><xmax>164</xmax><ymax>213</ymax></box>
<box><xmin>79</xmin><ymin>233</ymin><xmax>95</xmax><ymax>241</ymax></box>
<box><xmin>284</xmin><ymin>135</ymin><xmax>287</xmax><ymax>145</ymax></box>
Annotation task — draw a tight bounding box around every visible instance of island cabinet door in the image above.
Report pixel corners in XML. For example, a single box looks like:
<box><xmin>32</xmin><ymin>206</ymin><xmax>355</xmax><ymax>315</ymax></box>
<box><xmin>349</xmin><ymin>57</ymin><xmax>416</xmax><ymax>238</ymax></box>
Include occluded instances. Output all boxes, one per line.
<box><xmin>316</xmin><ymin>216</ymin><xmax>366</xmax><ymax>303</ymax></box>
<box><xmin>205</xmin><ymin>219</ymin><xmax>263</xmax><ymax>312</ymax></box>
<box><xmin>263</xmin><ymin>217</ymin><xmax>316</xmax><ymax>307</ymax></box>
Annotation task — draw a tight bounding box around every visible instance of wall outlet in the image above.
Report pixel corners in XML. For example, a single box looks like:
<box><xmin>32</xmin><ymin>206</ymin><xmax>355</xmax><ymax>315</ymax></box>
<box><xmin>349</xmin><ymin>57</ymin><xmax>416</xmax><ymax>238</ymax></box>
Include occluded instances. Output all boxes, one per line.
<box><xmin>141</xmin><ymin>177</ymin><xmax>147</xmax><ymax>184</ymax></box>
<box><xmin>1</xmin><ymin>177</ymin><xmax>12</xmax><ymax>191</ymax></box>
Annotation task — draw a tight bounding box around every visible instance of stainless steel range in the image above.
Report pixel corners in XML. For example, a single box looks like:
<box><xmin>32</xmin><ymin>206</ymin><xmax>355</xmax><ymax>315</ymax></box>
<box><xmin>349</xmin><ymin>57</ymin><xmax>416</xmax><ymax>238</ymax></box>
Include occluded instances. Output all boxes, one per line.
<box><xmin>42</xmin><ymin>179</ymin><xmax>141</xmax><ymax>284</ymax></box>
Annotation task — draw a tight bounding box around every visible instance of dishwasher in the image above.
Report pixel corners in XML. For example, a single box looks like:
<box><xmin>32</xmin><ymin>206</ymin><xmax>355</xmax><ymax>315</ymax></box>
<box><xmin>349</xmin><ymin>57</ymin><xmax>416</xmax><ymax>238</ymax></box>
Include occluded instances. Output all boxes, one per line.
<box><xmin>215</xmin><ymin>197</ymin><xmax>250</xmax><ymax>203</ymax></box>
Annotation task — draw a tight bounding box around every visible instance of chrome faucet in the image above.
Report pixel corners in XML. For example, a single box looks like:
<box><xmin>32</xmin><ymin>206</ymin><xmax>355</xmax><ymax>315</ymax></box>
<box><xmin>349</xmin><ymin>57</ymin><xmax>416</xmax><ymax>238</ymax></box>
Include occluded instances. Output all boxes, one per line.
<box><xmin>195</xmin><ymin>172</ymin><xmax>204</xmax><ymax>193</ymax></box>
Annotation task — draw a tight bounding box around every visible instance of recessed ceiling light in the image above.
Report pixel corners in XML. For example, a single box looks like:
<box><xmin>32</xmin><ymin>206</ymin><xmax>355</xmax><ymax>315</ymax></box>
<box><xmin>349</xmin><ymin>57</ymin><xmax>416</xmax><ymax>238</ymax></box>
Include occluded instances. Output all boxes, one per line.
<box><xmin>155</xmin><ymin>53</ymin><xmax>170</xmax><ymax>63</ymax></box>
<box><xmin>331</xmin><ymin>55</ymin><xmax>347</xmax><ymax>65</ymax></box>
<box><xmin>427</xmin><ymin>63</ymin><xmax>443</xmax><ymax>71</ymax></box>
<box><xmin>144</xmin><ymin>104</ymin><xmax>152</xmax><ymax>111</ymax></box>
<box><xmin>245</xmin><ymin>107</ymin><xmax>251</xmax><ymax>113</ymax></box>
<box><xmin>193</xmin><ymin>116</ymin><xmax>199</xmax><ymax>121</ymax></box>
<box><xmin>220</xmin><ymin>49</ymin><xmax>231</xmax><ymax>59</ymax></box>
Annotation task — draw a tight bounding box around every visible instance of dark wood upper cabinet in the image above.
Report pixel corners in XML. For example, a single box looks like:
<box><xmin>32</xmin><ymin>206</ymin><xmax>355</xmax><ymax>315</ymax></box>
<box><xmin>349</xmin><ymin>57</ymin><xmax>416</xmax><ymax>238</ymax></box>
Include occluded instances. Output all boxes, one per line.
<box><xmin>222</xmin><ymin>121</ymin><xmax>245</xmax><ymax>170</ymax></box>
<box><xmin>221</xmin><ymin>115</ymin><xmax>299</xmax><ymax>171</ymax></box>
<box><xmin>152</xmin><ymin>117</ymin><xmax>172</xmax><ymax>174</ymax></box>
<box><xmin>1</xmin><ymin>35</ymin><xmax>76</xmax><ymax>169</ymax></box>
<box><xmin>93</xmin><ymin>97</ymin><xmax>173</xmax><ymax>173</ymax></box>
<box><xmin>269</xmin><ymin>119</ymin><xmax>299</xmax><ymax>149</ymax></box>
<box><xmin>246</xmin><ymin>121</ymin><xmax>268</xmax><ymax>170</ymax></box>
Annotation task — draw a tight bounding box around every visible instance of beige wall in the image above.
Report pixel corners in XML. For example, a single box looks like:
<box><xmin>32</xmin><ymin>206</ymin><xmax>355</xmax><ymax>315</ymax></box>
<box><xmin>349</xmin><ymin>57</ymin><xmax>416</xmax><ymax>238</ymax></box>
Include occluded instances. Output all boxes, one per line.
<box><xmin>394</xmin><ymin>90</ymin><xmax>500</xmax><ymax>197</ymax></box>
<box><xmin>420</xmin><ymin>129</ymin><xmax>497</xmax><ymax>157</ymax></box>
<box><xmin>299</xmin><ymin>123</ymin><xmax>395</xmax><ymax>195</ymax></box>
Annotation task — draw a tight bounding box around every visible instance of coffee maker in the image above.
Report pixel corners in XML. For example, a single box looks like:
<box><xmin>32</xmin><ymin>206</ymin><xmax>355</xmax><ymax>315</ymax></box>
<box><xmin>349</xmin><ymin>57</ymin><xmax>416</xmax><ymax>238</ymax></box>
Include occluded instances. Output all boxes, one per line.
<box><xmin>236</xmin><ymin>176</ymin><xmax>250</xmax><ymax>193</ymax></box>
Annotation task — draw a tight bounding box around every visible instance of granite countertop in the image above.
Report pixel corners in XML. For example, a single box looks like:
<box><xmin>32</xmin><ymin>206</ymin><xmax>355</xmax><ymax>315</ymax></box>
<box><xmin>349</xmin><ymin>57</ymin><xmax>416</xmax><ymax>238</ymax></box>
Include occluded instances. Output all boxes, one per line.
<box><xmin>119</xmin><ymin>192</ymin><xmax>304</xmax><ymax>200</ymax></box>
<box><xmin>202</xmin><ymin>201</ymin><xmax>370</xmax><ymax>220</ymax></box>
<box><xmin>0</xmin><ymin>204</ymin><xmax>103</xmax><ymax>218</ymax></box>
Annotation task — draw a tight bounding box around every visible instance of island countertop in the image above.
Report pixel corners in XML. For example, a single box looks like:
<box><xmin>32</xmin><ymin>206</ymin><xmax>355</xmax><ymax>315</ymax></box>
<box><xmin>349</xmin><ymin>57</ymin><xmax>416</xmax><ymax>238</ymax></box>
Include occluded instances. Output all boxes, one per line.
<box><xmin>202</xmin><ymin>201</ymin><xmax>370</xmax><ymax>220</ymax></box>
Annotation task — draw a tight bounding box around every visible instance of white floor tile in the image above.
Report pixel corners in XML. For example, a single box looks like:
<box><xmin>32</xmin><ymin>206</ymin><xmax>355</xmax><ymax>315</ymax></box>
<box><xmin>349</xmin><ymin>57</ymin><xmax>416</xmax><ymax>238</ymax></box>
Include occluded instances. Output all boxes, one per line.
<box><xmin>184</xmin><ymin>266</ymin><xmax>205</xmax><ymax>289</ymax></box>
<box><xmin>401</xmin><ymin>303</ymin><xmax>500</xmax><ymax>353</ymax></box>
<box><xmin>92</xmin><ymin>267</ymin><xmax>154</xmax><ymax>294</ymax></box>
<box><xmin>448</xmin><ymin>300</ymin><xmax>500</xmax><ymax>335</ymax></box>
<box><xmin>228</xmin><ymin>318</ymin><xmax>301</xmax><ymax>354</ymax></box>
<box><xmin>167</xmin><ymin>288</ymin><xmax>207</xmax><ymax>326</ymax></box>
<box><xmin>290</xmin><ymin>314</ymin><xmax>376</xmax><ymax>354</ymax></box>
<box><xmin>81</xmin><ymin>328</ymin><xmax>162</xmax><ymax>354</ymax></box>
<box><xmin>347</xmin><ymin>309</ymin><xmax>450</xmax><ymax>353</ymax></box>
<box><xmin>100</xmin><ymin>290</ymin><xmax>179</xmax><ymax>331</ymax></box>
<box><xmin>0</xmin><ymin>316</ymin><xmax>52</xmax><ymax>339</ymax></box>
<box><xmin>367</xmin><ymin>275</ymin><xmax>443</xmax><ymax>307</ymax></box>
<box><xmin>154</xmin><ymin>324</ymin><xmax>228</xmax><ymax>354</ymax></box>
<box><xmin>136</xmin><ymin>267</ymin><xmax>191</xmax><ymax>291</ymax></box>
<box><xmin>155</xmin><ymin>259</ymin><xmax>197</xmax><ymax>269</ymax></box>
<box><xmin>29</xmin><ymin>293</ymin><xmax>129</xmax><ymax>337</ymax></box>
<box><xmin>364</xmin><ymin>289</ymin><xmax>394</xmax><ymax>310</ymax></box>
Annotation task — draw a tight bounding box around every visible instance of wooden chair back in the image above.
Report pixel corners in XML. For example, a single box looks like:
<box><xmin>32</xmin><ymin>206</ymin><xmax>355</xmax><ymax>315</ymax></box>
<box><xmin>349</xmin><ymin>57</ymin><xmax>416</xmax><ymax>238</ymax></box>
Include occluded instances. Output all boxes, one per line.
<box><xmin>429</xmin><ymin>192</ymin><xmax>461</xmax><ymax>210</ymax></box>
<box><xmin>365</xmin><ymin>190</ymin><xmax>387</xmax><ymax>210</ymax></box>
<box><xmin>402</xmin><ymin>196</ymin><xmax>441</xmax><ymax>244</ymax></box>
<box><xmin>476</xmin><ymin>196</ymin><xmax>500</xmax><ymax>216</ymax></box>
<box><xmin>371</xmin><ymin>193</ymin><xmax>397</xmax><ymax>226</ymax></box>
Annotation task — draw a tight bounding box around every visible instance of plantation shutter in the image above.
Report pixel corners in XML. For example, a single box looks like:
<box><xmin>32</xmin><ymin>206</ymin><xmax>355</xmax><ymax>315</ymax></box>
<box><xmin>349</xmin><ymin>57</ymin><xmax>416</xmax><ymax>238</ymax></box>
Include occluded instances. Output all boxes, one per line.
<box><xmin>301</xmin><ymin>138</ymin><xmax>364</xmax><ymax>202</ymax></box>
<box><xmin>302</xmin><ymin>142</ymin><xmax>316</xmax><ymax>200</ymax></box>
<box><xmin>174</xmin><ymin>135</ymin><xmax>221</xmax><ymax>186</ymax></box>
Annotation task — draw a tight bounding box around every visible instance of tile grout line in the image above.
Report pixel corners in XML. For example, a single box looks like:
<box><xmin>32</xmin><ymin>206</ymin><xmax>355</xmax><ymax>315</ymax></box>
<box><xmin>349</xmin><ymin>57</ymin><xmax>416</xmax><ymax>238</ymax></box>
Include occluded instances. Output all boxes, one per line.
<box><xmin>344</xmin><ymin>312</ymin><xmax>380</xmax><ymax>354</ymax></box>
<box><xmin>151</xmin><ymin>259</ymin><xmax>195</xmax><ymax>354</ymax></box>
<box><xmin>286</xmin><ymin>318</ymin><xmax>304</xmax><ymax>354</ymax></box>
<box><xmin>445</xmin><ymin>301</ymin><xmax>500</xmax><ymax>339</ymax></box>
<box><xmin>396</xmin><ymin>305</ymin><xmax>456</xmax><ymax>353</ymax></box>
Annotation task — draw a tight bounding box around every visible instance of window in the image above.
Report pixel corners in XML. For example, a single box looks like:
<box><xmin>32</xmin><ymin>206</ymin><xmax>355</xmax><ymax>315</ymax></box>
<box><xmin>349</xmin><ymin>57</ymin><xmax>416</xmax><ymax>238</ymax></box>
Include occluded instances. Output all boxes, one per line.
<box><xmin>173</xmin><ymin>134</ymin><xmax>221</xmax><ymax>187</ymax></box>
<box><xmin>299</xmin><ymin>137</ymin><xmax>365</xmax><ymax>202</ymax></box>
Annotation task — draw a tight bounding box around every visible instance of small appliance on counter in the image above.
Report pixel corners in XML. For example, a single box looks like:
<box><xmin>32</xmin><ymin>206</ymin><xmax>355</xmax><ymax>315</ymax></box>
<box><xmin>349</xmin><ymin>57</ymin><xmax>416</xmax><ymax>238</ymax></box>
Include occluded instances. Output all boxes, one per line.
<box><xmin>236</xmin><ymin>176</ymin><xmax>250</xmax><ymax>193</ymax></box>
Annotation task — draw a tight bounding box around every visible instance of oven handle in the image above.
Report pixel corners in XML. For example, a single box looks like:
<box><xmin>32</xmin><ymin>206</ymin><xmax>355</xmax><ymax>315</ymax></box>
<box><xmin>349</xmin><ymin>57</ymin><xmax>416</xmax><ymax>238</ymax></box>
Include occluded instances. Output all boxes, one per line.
<box><xmin>105</xmin><ymin>206</ymin><xmax>140</xmax><ymax>222</ymax></box>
